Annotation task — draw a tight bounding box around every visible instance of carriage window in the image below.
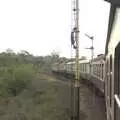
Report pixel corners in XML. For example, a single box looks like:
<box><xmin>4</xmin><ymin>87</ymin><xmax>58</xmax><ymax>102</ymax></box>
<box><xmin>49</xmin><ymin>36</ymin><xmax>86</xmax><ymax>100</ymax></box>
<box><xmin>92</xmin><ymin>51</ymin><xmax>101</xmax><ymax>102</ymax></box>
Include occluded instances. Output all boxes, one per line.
<box><xmin>102</xmin><ymin>64</ymin><xmax>104</xmax><ymax>79</ymax></box>
<box><xmin>96</xmin><ymin>64</ymin><xmax>98</xmax><ymax>76</ymax></box>
<box><xmin>94</xmin><ymin>64</ymin><xmax>96</xmax><ymax>75</ymax></box>
<box><xmin>110</xmin><ymin>56</ymin><xmax>112</xmax><ymax>72</ymax></box>
<box><xmin>95</xmin><ymin>64</ymin><xmax>96</xmax><ymax>75</ymax></box>
<box><xmin>106</xmin><ymin>59</ymin><xmax>109</xmax><ymax>97</ymax></box>
<box><xmin>82</xmin><ymin>64</ymin><xmax>83</xmax><ymax>72</ymax></box>
<box><xmin>85</xmin><ymin>64</ymin><xmax>86</xmax><ymax>72</ymax></box>
<box><xmin>100</xmin><ymin>64</ymin><xmax>102</xmax><ymax>78</ymax></box>
<box><xmin>84</xmin><ymin>64</ymin><xmax>85</xmax><ymax>72</ymax></box>
<box><xmin>116</xmin><ymin>55</ymin><xmax>120</xmax><ymax>95</ymax></box>
<box><xmin>110</xmin><ymin>55</ymin><xmax>112</xmax><ymax>106</ymax></box>
<box><xmin>83</xmin><ymin>64</ymin><xmax>84</xmax><ymax>72</ymax></box>
<box><xmin>94</xmin><ymin>64</ymin><xmax>95</xmax><ymax>75</ymax></box>
<box><xmin>96</xmin><ymin>64</ymin><xmax>97</xmax><ymax>76</ymax></box>
<box><xmin>99</xmin><ymin>64</ymin><xmax>100</xmax><ymax>77</ymax></box>
<box><xmin>95</xmin><ymin>64</ymin><xmax>96</xmax><ymax>76</ymax></box>
<box><xmin>98</xmin><ymin>64</ymin><xmax>99</xmax><ymax>77</ymax></box>
<box><xmin>93</xmin><ymin>64</ymin><xmax>94</xmax><ymax>74</ymax></box>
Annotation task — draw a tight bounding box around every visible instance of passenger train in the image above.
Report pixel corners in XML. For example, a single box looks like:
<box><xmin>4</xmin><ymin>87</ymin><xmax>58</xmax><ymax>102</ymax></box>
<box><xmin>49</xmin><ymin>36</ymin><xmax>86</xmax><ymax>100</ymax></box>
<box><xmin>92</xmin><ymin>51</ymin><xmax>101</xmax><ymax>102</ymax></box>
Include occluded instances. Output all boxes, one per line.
<box><xmin>52</xmin><ymin>54</ymin><xmax>105</xmax><ymax>94</ymax></box>
<box><xmin>52</xmin><ymin>0</ymin><xmax>120</xmax><ymax>120</ymax></box>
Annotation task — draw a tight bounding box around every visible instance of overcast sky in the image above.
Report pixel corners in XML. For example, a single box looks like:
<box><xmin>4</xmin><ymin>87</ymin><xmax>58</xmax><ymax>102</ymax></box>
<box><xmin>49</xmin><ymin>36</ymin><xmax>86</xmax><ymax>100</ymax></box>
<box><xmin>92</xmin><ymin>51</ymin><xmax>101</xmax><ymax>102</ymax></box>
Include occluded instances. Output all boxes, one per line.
<box><xmin>0</xmin><ymin>0</ymin><xmax>110</xmax><ymax>58</ymax></box>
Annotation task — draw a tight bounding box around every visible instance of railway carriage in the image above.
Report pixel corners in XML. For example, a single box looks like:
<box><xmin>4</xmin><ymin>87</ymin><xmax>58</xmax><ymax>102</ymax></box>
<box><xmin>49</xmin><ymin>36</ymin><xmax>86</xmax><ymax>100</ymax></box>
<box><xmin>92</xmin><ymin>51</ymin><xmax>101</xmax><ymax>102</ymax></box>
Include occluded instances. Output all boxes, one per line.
<box><xmin>104</xmin><ymin>0</ymin><xmax>120</xmax><ymax>120</ymax></box>
<box><xmin>65</xmin><ymin>61</ymin><xmax>75</xmax><ymax>74</ymax></box>
<box><xmin>51</xmin><ymin>63</ymin><xmax>59</xmax><ymax>73</ymax></box>
<box><xmin>79</xmin><ymin>60</ymin><xmax>90</xmax><ymax>80</ymax></box>
<box><xmin>90</xmin><ymin>55</ymin><xmax>105</xmax><ymax>93</ymax></box>
<box><xmin>58</xmin><ymin>62</ymin><xmax>66</xmax><ymax>73</ymax></box>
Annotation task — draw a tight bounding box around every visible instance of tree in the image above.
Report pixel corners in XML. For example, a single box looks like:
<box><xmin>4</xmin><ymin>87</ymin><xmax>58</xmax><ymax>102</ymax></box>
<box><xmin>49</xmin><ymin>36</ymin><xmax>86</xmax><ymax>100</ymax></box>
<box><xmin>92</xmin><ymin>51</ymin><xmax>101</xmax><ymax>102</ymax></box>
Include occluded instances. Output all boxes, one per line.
<box><xmin>6</xmin><ymin>48</ymin><xmax>14</xmax><ymax>54</ymax></box>
<box><xmin>50</xmin><ymin>51</ymin><xmax>60</xmax><ymax>63</ymax></box>
<box><xmin>80</xmin><ymin>56</ymin><xmax>87</xmax><ymax>60</ymax></box>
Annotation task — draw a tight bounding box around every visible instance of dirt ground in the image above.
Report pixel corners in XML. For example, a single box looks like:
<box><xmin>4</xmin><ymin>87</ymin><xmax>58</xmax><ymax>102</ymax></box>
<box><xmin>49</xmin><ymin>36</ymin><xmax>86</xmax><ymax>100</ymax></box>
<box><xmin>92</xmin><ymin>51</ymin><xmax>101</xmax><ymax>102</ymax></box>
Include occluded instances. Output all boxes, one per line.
<box><xmin>53</xmin><ymin>73</ymin><xmax>106</xmax><ymax>120</ymax></box>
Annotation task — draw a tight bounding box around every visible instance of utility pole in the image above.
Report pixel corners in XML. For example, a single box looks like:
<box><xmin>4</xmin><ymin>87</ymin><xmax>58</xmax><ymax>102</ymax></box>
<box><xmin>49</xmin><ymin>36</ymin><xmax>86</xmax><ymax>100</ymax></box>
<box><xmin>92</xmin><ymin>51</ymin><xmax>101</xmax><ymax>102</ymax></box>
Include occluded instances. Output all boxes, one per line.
<box><xmin>71</xmin><ymin>0</ymin><xmax>80</xmax><ymax>120</ymax></box>
<box><xmin>84</xmin><ymin>33</ymin><xmax>94</xmax><ymax>60</ymax></box>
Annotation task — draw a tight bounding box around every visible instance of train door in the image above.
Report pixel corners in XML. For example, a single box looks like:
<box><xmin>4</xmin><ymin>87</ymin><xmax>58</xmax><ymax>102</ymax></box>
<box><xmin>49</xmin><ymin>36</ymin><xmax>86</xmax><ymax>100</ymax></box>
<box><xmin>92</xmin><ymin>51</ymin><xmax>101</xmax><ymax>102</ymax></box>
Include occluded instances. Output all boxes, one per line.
<box><xmin>114</xmin><ymin>43</ymin><xmax>120</xmax><ymax>120</ymax></box>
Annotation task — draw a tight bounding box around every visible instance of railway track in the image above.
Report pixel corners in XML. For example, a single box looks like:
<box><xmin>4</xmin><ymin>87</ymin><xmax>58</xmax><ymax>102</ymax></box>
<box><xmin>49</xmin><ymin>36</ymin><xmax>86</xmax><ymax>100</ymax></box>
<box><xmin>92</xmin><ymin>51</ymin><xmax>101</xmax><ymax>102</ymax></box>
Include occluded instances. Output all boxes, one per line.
<box><xmin>53</xmin><ymin>73</ymin><xmax>106</xmax><ymax>120</ymax></box>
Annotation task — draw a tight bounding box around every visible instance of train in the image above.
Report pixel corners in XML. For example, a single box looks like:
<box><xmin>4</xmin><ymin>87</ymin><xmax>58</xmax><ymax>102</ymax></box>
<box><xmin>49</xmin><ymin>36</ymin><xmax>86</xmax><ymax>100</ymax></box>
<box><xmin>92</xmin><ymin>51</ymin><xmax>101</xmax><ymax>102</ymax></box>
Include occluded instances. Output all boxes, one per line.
<box><xmin>52</xmin><ymin>0</ymin><xmax>120</xmax><ymax>120</ymax></box>
<box><xmin>52</xmin><ymin>54</ymin><xmax>105</xmax><ymax>94</ymax></box>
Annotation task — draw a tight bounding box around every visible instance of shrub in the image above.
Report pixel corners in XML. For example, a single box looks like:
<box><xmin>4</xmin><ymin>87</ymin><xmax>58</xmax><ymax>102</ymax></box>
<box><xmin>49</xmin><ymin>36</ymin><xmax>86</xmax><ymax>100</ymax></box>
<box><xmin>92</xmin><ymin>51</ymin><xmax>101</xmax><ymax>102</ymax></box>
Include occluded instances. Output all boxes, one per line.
<box><xmin>0</xmin><ymin>64</ymin><xmax>36</xmax><ymax>96</ymax></box>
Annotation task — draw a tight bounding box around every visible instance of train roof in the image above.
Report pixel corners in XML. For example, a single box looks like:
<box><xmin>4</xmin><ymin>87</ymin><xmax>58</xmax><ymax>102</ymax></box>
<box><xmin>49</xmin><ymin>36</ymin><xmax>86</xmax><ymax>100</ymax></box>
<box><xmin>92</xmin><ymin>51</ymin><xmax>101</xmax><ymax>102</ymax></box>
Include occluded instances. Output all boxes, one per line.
<box><xmin>104</xmin><ymin>0</ymin><xmax>120</xmax><ymax>54</ymax></box>
<box><xmin>66</xmin><ymin>61</ymin><xmax>75</xmax><ymax>64</ymax></box>
<box><xmin>66</xmin><ymin>59</ymin><xmax>90</xmax><ymax>64</ymax></box>
<box><xmin>79</xmin><ymin>59</ymin><xmax>90</xmax><ymax>63</ymax></box>
<box><xmin>91</xmin><ymin>55</ymin><xmax>105</xmax><ymax>62</ymax></box>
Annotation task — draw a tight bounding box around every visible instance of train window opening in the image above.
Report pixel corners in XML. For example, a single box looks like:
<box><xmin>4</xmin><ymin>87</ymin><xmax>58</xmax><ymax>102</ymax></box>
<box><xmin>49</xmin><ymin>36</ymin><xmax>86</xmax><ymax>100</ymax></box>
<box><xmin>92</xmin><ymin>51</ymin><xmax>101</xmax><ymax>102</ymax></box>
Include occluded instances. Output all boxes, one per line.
<box><xmin>102</xmin><ymin>64</ymin><xmax>104</xmax><ymax>79</ymax></box>
<box><xmin>98</xmin><ymin>64</ymin><xmax>99</xmax><ymax>77</ymax></box>
<box><xmin>84</xmin><ymin>64</ymin><xmax>85</xmax><ymax>72</ymax></box>
<box><xmin>114</xmin><ymin>42</ymin><xmax>120</xmax><ymax>120</ymax></box>
<box><xmin>110</xmin><ymin>55</ymin><xmax>112</xmax><ymax>106</ymax></box>
<box><xmin>83</xmin><ymin>64</ymin><xmax>84</xmax><ymax>72</ymax></box>
<box><xmin>81</xmin><ymin>64</ymin><xmax>82</xmax><ymax>72</ymax></box>
<box><xmin>106</xmin><ymin>59</ymin><xmax>109</xmax><ymax>97</ymax></box>
<box><xmin>96</xmin><ymin>64</ymin><xmax>98</xmax><ymax>77</ymax></box>
<box><xmin>118</xmin><ymin>55</ymin><xmax>120</xmax><ymax>96</ymax></box>
<box><xmin>91</xmin><ymin>64</ymin><xmax>93</xmax><ymax>74</ymax></box>
<box><xmin>95</xmin><ymin>64</ymin><xmax>96</xmax><ymax>76</ymax></box>
<box><xmin>97</xmin><ymin>64</ymin><xmax>98</xmax><ymax>77</ymax></box>
<box><xmin>96</xmin><ymin>64</ymin><xmax>97</xmax><ymax>76</ymax></box>
<box><xmin>99</xmin><ymin>64</ymin><xmax>101</xmax><ymax>78</ymax></box>
<box><xmin>82</xmin><ymin>64</ymin><xmax>83</xmax><ymax>72</ymax></box>
<box><xmin>95</xmin><ymin>64</ymin><xmax>96</xmax><ymax>75</ymax></box>
<box><xmin>101</xmin><ymin>64</ymin><xmax>102</xmax><ymax>79</ymax></box>
<box><xmin>98</xmin><ymin>64</ymin><xmax>99</xmax><ymax>76</ymax></box>
<box><xmin>94</xmin><ymin>64</ymin><xmax>95</xmax><ymax>75</ymax></box>
<box><xmin>85</xmin><ymin>64</ymin><xmax>86</xmax><ymax>72</ymax></box>
<box><xmin>99</xmin><ymin>64</ymin><xmax>100</xmax><ymax>77</ymax></box>
<box><xmin>94</xmin><ymin>65</ymin><xmax>96</xmax><ymax>75</ymax></box>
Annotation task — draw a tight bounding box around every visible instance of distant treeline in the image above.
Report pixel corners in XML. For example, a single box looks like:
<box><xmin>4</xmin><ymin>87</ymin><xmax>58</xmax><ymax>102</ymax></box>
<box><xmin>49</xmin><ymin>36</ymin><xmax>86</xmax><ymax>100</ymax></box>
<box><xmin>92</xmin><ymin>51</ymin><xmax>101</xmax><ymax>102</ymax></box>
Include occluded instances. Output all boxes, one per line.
<box><xmin>0</xmin><ymin>49</ymin><xmax>87</xmax><ymax>97</ymax></box>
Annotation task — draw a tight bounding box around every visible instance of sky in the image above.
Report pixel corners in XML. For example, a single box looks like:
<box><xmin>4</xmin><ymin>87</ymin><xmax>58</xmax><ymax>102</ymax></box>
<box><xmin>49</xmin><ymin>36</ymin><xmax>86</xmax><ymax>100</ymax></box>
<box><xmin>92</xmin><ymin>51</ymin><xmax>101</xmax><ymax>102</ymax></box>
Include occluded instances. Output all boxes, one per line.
<box><xmin>0</xmin><ymin>0</ymin><xmax>110</xmax><ymax>58</ymax></box>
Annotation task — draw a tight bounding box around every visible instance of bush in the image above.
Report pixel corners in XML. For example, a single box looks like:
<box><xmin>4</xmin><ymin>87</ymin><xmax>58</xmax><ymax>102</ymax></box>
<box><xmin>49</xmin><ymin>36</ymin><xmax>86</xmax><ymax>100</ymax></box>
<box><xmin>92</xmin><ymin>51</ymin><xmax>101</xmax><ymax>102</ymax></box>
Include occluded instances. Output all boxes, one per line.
<box><xmin>0</xmin><ymin>64</ymin><xmax>36</xmax><ymax>96</ymax></box>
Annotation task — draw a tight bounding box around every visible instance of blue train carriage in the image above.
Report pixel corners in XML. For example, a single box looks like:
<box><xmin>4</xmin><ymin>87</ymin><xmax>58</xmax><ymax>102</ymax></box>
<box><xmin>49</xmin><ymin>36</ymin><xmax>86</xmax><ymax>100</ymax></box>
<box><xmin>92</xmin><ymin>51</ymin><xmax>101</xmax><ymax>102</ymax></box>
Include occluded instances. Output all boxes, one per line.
<box><xmin>104</xmin><ymin>0</ymin><xmax>120</xmax><ymax>120</ymax></box>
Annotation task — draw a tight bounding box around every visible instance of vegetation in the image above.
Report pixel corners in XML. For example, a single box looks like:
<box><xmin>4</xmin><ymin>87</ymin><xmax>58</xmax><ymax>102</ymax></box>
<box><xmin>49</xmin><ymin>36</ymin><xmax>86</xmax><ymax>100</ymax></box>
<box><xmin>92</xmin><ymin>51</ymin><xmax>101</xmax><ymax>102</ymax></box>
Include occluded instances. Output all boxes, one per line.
<box><xmin>0</xmin><ymin>49</ymin><xmax>70</xmax><ymax>120</ymax></box>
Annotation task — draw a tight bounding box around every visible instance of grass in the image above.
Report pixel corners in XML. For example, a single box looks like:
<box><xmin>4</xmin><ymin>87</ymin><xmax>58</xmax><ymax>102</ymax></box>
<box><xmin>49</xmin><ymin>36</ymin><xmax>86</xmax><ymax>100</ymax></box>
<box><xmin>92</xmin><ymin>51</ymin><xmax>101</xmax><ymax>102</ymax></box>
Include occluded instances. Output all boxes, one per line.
<box><xmin>0</xmin><ymin>73</ymin><xmax>71</xmax><ymax>120</ymax></box>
